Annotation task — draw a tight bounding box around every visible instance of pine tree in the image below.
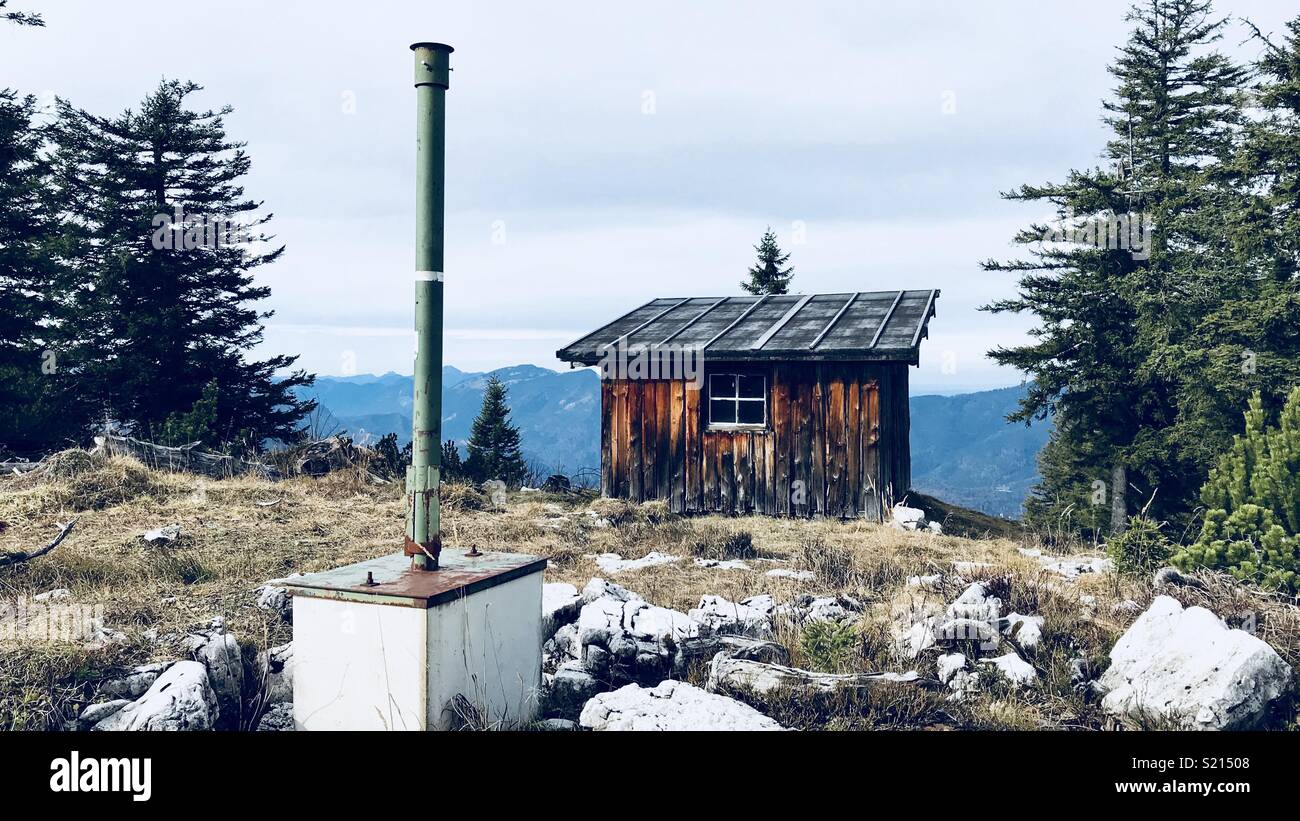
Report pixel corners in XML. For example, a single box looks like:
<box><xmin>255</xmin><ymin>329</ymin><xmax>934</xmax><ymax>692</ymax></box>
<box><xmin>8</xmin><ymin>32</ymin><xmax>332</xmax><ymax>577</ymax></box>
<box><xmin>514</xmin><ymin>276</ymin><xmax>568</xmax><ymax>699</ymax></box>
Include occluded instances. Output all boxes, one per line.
<box><xmin>740</xmin><ymin>227</ymin><xmax>793</xmax><ymax>295</ymax></box>
<box><xmin>441</xmin><ymin>439</ymin><xmax>464</xmax><ymax>481</ymax></box>
<box><xmin>984</xmin><ymin>0</ymin><xmax>1247</xmax><ymax>533</ymax></box>
<box><xmin>464</xmin><ymin>376</ymin><xmax>527</xmax><ymax>486</ymax></box>
<box><xmin>0</xmin><ymin>89</ymin><xmax>85</xmax><ymax>455</ymax></box>
<box><xmin>1173</xmin><ymin>388</ymin><xmax>1300</xmax><ymax>591</ymax></box>
<box><xmin>46</xmin><ymin>80</ymin><xmax>315</xmax><ymax>449</ymax></box>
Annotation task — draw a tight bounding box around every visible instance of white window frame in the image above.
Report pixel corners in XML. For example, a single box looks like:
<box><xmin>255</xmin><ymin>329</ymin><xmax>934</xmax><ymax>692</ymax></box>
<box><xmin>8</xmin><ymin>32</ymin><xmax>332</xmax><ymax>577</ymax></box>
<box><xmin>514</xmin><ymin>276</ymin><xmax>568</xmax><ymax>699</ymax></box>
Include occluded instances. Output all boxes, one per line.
<box><xmin>707</xmin><ymin>372</ymin><xmax>768</xmax><ymax>430</ymax></box>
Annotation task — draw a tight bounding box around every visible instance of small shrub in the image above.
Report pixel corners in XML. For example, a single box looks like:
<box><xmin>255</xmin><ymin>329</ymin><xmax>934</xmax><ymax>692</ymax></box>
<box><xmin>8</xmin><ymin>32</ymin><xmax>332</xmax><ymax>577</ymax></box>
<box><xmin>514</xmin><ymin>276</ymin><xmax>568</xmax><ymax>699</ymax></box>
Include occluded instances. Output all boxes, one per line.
<box><xmin>688</xmin><ymin>525</ymin><xmax>756</xmax><ymax>561</ymax></box>
<box><xmin>1106</xmin><ymin>516</ymin><xmax>1172</xmax><ymax>576</ymax></box>
<box><xmin>799</xmin><ymin>537</ymin><xmax>854</xmax><ymax>587</ymax></box>
<box><xmin>800</xmin><ymin>620</ymin><xmax>859</xmax><ymax>673</ymax></box>
<box><xmin>586</xmin><ymin>498</ymin><xmax>637</xmax><ymax>527</ymax></box>
<box><xmin>439</xmin><ymin>482</ymin><xmax>486</xmax><ymax>511</ymax></box>
<box><xmin>1173</xmin><ymin>389</ymin><xmax>1300</xmax><ymax>592</ymax></box>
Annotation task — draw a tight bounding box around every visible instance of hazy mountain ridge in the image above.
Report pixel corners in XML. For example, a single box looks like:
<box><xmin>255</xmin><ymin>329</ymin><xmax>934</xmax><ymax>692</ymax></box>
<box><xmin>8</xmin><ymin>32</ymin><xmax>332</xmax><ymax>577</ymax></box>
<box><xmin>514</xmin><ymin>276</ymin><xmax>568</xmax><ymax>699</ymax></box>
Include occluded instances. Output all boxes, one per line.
<box><xmin>300</xmin><ymin>370</ymin><xmax>1047</xmax><ymax>518</ymax></box>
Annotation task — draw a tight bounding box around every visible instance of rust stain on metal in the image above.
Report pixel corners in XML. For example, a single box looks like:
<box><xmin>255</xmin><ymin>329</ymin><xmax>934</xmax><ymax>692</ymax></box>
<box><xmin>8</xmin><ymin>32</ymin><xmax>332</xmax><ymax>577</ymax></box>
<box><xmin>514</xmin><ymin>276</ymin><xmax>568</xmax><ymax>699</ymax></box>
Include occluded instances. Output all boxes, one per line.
<box><xmin>286</xmin><ymin>551</ymin><xmax>547</xmax><ymax>609</ymax></box>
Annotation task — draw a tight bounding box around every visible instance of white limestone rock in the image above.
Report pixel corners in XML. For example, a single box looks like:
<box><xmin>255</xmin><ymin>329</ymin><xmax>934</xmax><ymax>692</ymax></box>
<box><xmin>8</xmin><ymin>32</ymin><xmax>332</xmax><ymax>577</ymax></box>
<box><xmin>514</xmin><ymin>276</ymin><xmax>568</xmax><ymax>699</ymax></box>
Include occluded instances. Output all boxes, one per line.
<box><xmin>936</xmin><ymin>652</ymin><xmax>967</xmax><ymax>685</ymax></box>
<box><xmin>1002</xmin><ymin>612</ymin><xmax>1044</xmax><ymax>650</ymax></box>
<box><xmin>98</xmin><ymin>662</ymin><xmax>170</xmax><ymax>700</ymax></box>
<box><xmin>693</xmin><ymin>557</ymin><xmax>752</xmax><ymax>571</ymax></box>
<box><xmin>76</xmin><ymin>699</ymin><xmax>132</xmax><ymax>729</ymax></box>
<box><xmin>542</xmin><ymin>582</ymin><xmax>582</xmax><ymax>641</ymax></box>
<box><xmin>544</xmin><ymin>660</ymin><xmax>603</xmax><ymax>719</ymax></box>
<box><xmin>946</xmin><ymin>583</ymin><xmax>1002</xmax><ymax>622</ymax></box>
<box><xmin>581</xmin><ymin>577</ymin><xmax>642</xmax><ymax>604</ymax></box>
<box><xmin>577</xmin><ymin>592</ymin><xmax>705</xmax><ymax>685</ymax></box>
<box><xmin>896</xmin><ymin>617</ymin><xmax>938</xmax><ymax>659</ymax></box>
<box><xmin>182</xmin><ymin>620</ymin><xmax>243</xmax><ymax>725</ymax></box>
<box><xmin>708</xmin><ymin>655</ymin><xmax>922</xmax><ymax>700</ymax></box>
<box><xmin>92</xmin><ymin>661</ymin><xmax>218</xmax><ymax>731</ymax></box>
<box><xmin>579</xmin><ymin>680</ymin><xmax>785</xmax><ymax>731</ymax></box>
<box><xmin>981</xmin><ymin>652</ymin><xmax>1038</xmax><ymax>687</ymax></box>
<box><xmin>593</xmin><ymin>551</ymin><xmax>681</xmax><ymax>574</ymax></box>
<box><xmin>256</xmin><ymin>642</ymin><xmax>294</xmax><ymax>706</ymax></box>
<box><xmin>689</xmin><ymin>594</ymin><xmax>772</xmax><ymax>637</ymax></box>
<box><xmin>34</xmin><ymin>588</ymin><xmax>71</xmax><ymax>602</ymax></box>
<box><xmin>142</xmin><ymin>524</ymin><xmax>181</xmax><ymax>545</ymax></box>
<box><xmin>890</xmin><ymin>504</ymin><xmax>927</xmax><ymax>531</ymax></box>
<box><xmin>1095</xmin><ymin>595</ymin><xmax>1292</xmax><ymax>730</ymax></box>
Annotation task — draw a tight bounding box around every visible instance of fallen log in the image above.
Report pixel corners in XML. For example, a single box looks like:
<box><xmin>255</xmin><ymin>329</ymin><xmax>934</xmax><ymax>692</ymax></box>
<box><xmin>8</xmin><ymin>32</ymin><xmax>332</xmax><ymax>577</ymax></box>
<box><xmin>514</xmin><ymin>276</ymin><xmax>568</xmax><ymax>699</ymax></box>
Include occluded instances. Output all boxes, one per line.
<box><xmin>707</xmin><ymin>655</ymin><xmax>938</xmax><ymax>700</ymax></box>
<box><xmin>94</xmin><ymin>433</ymin><xmax>277</xmax><ymax>480</ymax></box>
<box><xmin>0</xmin><ymin>517</ymin><xmax>79</xmax><ymax>568</ymax></box>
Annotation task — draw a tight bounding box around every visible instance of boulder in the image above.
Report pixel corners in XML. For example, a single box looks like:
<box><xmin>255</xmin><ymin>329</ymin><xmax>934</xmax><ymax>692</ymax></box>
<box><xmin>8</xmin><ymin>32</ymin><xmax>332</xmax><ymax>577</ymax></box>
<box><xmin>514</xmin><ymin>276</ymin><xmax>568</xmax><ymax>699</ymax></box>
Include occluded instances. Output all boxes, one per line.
<box><xmin>34</xmin><ymin>588</ymin><xmax>71</xmax><ymax>602</ymax></box>
<box><xmin>253</xmin><ymin>579</ymin><xmax>298</xmax><ymax>623</ymax></box>
<box><xmin>890</xmin><ymin>504</ymin><xmax>927</xmax><ymax>531</ymax></box>
<box><xmin>98</xmin><ymin>662</ymin><xmax>170</xmax><ymax>700</ymax></box>
<box><xmin>542</xmin><ymin>582</ymin><xmax>582</xmax><ymax>641</ymax></box>
<box><xmin>579</xmin><ymin>680</ymin><xmax>785</xmax><ymax>731</ymax></box>
<box><xmin>1095</xmin><ymin>595</ymin><xmax>1292</xmax><ymax>730</ymax></box>
<box><xmin>577</xmin><ymin>592</ymin><xmax>706</xmax><ymax>685</ymax></box>
<box><xmin>543</xmin><ymin>622</ymin><xmax>581</xmax><ymax>672</ymax></box>
<box><xmin>543</xmin><ymin>660</ymin><xmax>604</xmax><ymax>719</ymax></box>
<box><xmin>142</xmin><ymin>524</ymin><xmax>181</xmax><ymax>545</ymax></box>
<box><xmin>92</xmin><ymin>661</ymin><xmax>218</xmax><ymax>731</ymax></box>
<box><xmin>257</xmin><ymin>702</ymin><xmax>294</xmax><ymax>731</ymax></box>
<box><xmin>76</xmin><ymin>699</ymin><xmax>131</xmax><ymax>730</ymax></box>
<box><xmin>182</xmin><ymin>619</ymin><xmax>243</xmax><ymax>726</ymax></box>
<box><xmin>689</xmin><ymin>594</ymin><xmax>773</xmax><ymax>637</ymax></box>
<box><xmin>256</xmin><ymin>642</ymin><xmax>294</xmax><ymax>706</ymax></box>
<box><xmin>581</xmin><ymin>577</ymin><xmax>641</xmax><ymax>604</ymax></box>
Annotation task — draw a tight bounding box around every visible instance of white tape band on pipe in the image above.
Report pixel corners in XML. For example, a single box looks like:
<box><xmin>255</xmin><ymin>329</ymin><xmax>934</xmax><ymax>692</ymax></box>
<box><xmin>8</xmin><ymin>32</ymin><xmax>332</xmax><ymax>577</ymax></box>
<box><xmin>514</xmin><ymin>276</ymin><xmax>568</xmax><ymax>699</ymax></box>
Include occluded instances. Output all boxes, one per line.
<box><xmin>415</xmin><ymin>271</ymin><xmax>444</xmax><ymax>282</ymax></box>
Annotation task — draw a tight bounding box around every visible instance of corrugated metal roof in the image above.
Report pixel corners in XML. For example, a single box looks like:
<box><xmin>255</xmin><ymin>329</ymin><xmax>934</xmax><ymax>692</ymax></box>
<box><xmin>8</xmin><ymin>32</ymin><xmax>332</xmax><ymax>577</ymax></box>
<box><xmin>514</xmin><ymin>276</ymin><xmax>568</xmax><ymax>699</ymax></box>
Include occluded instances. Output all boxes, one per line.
<box><xmin>556</xmin><ymin>290</ymin><xmax>939</xmax><ymax>365</ymax></box>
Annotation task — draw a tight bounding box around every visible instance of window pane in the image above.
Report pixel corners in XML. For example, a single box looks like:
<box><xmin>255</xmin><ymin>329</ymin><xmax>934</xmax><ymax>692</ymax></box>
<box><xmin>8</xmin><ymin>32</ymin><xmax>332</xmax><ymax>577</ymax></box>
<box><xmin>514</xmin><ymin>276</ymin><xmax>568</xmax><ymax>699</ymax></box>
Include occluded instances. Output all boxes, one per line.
<box><xmin>738</xmin><ymin>375</ymin><xmax>765</xmax><ymax>399</ymax></box>
<box><xmin>710</xmin><ymin>374</ymin><xmax>736</xmax><ymax>397</ymax></box>
<box><xmin>710</xmin><ymin>399</ymin><xmax>736</xmax><ymax>424</ymax></box>
<box><xmin>737</xmin><ymin>400</ymin><xmax>765</xmax><ymax>425</ymax></box>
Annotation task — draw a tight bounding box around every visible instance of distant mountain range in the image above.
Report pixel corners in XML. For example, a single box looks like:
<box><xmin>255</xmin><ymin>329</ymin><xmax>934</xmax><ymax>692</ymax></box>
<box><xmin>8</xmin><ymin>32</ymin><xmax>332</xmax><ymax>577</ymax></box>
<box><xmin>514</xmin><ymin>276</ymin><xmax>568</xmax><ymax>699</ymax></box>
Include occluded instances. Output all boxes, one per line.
<box><xmin>298</xmin><ymin>369</ymin><xmax>1049</xmax><ymax>519</ymax></box>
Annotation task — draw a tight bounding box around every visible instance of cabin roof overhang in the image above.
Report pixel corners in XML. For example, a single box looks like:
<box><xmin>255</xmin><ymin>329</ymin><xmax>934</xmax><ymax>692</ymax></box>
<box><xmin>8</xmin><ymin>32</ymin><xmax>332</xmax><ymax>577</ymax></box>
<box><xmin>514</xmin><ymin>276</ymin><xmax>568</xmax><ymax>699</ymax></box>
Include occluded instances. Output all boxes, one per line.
<box><xmin>556</xmin><ymin>290</ymin><xmax>940</xmax><ymax>367</ymax></box>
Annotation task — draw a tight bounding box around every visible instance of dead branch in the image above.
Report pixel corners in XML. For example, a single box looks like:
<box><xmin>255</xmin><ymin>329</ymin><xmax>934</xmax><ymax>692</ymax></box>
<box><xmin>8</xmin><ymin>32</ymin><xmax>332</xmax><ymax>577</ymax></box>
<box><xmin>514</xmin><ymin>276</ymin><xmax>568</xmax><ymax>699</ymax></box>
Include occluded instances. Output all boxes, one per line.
<box><xmin>0</xmin><ymin>517</ymin><xmax>79</xmax><ymax>568</ymax></box>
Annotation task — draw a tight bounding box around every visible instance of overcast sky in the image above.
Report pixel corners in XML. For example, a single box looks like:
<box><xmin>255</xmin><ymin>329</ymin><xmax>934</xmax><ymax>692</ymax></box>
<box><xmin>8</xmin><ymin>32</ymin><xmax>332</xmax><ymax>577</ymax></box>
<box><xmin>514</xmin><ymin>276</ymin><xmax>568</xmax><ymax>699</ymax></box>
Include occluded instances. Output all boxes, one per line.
<box><xmin>3</xmin><ymin>0</ymin><xmax>1293</xmax><ymax>393</ymax></box>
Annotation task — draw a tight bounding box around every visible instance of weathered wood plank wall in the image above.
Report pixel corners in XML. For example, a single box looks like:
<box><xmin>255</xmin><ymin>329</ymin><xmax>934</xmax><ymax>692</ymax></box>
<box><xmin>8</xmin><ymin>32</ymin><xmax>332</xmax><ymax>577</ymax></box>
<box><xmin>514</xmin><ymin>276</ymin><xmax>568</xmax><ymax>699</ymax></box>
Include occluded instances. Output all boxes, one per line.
<box><xmin>599</xmin><ymin>362</ymin><xmax>910</xmax><ymax>519</ymax></box>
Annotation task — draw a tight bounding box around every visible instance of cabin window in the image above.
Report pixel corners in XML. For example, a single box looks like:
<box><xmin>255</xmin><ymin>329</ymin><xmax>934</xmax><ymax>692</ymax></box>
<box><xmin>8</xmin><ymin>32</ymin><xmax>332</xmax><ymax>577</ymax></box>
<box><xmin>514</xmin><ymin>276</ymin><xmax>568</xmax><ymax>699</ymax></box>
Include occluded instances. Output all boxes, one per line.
<box><xmin>708</xmin><ymin>373</ymin><xmax>767</xmax><ymax>428</ymax></box>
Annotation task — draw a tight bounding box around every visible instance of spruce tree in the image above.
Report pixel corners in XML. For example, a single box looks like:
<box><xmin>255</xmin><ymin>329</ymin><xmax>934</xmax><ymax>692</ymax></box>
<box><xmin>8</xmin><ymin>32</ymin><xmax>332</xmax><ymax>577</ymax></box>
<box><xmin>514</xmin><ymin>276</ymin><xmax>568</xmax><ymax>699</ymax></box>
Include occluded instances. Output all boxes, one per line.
<box><xmin>0</xmin><ymin>89</ymin><xmax>85</xmax><ymax>455</ymax></box>
<box><xmin>741</xmin><ymin>227</ymin><xmax>793</xmax><ymax>295</ymax></box>
<box><xmin>47</xmin><ymin>80</ymin><xmax>315</xmax><ymax>449</ymax></box>
<box><xmin>464</xmin><ymin>376</ymin><xmax>527</xmax><ymax>486</ymax></box>
<box><xmin>984</xmin><ymin>0</ymin><xmax>1247</xmax><ymax>532</ymax></box>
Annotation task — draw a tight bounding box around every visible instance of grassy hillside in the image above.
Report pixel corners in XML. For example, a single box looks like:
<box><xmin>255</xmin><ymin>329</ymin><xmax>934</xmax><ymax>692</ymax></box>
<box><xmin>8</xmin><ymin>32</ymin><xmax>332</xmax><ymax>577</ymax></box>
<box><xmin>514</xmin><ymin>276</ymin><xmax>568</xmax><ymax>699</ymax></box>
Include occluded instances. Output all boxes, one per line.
<box><xmin>3</xmin><ymin>452</ymin><xmax>1294</xmax><ymax>731</ymax></box>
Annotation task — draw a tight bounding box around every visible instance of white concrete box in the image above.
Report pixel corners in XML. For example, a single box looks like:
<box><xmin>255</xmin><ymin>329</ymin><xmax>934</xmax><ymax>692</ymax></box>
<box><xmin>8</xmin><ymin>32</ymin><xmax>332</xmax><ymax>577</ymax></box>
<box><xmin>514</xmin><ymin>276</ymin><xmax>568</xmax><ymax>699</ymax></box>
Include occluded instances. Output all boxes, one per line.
<box><xmin>286</xmin><ymin>551</ymin><xmax>545</xmax><ymax>731</ymax></box>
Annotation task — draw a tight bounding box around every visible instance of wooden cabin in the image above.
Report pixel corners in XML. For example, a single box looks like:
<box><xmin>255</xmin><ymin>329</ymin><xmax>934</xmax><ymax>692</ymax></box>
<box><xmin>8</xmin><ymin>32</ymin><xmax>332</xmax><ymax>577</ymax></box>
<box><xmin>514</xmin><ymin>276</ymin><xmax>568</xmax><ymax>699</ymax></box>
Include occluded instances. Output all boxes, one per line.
<box><xmin>557</xmin><ymin>290</ymin><xmax>939</xmax><ymax>520</ymax></box>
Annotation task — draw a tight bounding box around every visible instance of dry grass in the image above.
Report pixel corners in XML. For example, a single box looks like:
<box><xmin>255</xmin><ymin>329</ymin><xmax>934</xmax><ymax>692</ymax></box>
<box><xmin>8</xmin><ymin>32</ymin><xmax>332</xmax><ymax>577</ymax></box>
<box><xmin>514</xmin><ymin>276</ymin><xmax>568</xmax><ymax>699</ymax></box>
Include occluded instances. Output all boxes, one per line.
<box><xmin>2</xmin><ymin>452</ymin><xmax>1296</xmax><ymax>730</ymax></box>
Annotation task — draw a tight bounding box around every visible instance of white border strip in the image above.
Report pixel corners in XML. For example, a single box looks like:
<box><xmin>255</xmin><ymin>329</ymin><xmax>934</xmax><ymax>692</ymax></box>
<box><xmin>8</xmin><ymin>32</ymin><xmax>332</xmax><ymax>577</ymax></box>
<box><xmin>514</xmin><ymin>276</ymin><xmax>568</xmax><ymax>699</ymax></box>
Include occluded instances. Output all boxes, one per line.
<box><xmin>415</xmin><ymin>270</ymin><xmax>444</xmax><ymax>282</ymax></box>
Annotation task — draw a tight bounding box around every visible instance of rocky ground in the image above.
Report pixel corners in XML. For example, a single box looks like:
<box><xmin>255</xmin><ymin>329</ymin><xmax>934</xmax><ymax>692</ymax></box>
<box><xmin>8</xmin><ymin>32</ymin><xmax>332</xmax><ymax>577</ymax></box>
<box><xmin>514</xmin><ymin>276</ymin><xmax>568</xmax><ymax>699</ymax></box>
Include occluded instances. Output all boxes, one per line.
<box><xmin>1</xmin><ymin>451</ymin><xmax>1296</xmax><ymax>731</ymax></box>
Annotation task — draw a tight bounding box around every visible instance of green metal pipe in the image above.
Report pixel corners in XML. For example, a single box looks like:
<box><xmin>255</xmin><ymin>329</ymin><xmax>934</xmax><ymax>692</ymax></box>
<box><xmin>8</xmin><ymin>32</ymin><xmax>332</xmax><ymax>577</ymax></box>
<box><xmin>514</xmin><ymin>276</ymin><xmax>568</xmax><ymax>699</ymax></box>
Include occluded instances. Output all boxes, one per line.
<box><xmin>405</xmin><ymin>42</ymin><xmax>453</xmax><ymax>571</ymax></box>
